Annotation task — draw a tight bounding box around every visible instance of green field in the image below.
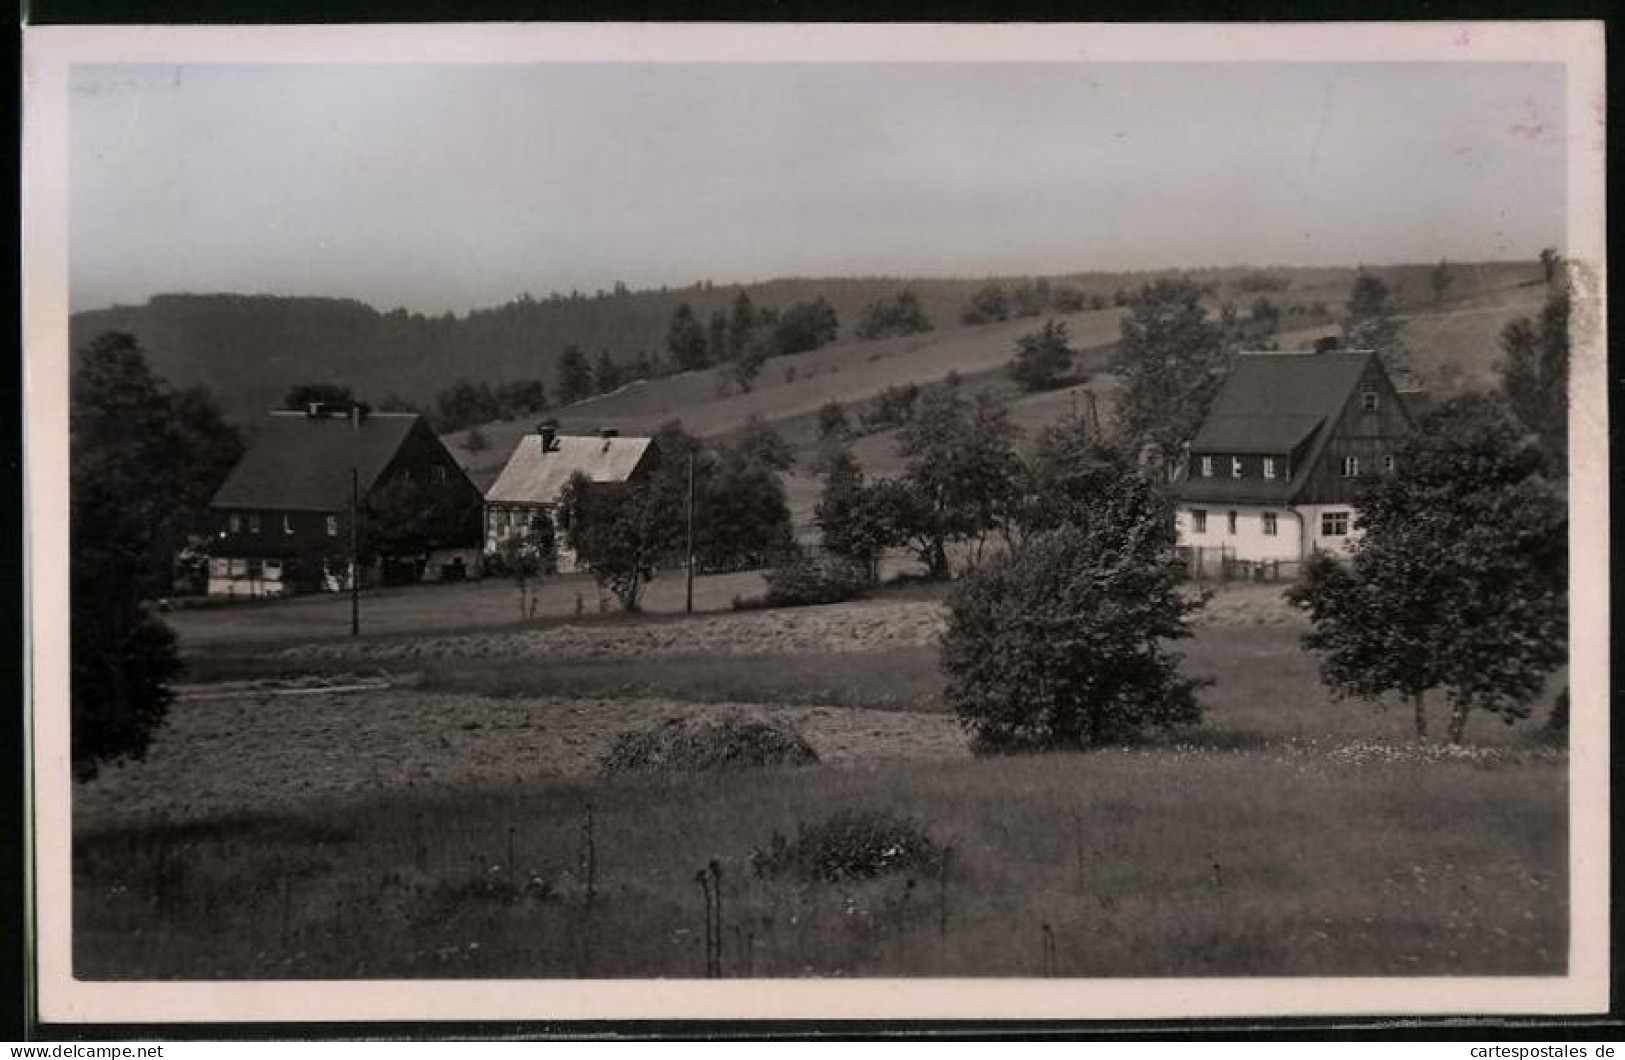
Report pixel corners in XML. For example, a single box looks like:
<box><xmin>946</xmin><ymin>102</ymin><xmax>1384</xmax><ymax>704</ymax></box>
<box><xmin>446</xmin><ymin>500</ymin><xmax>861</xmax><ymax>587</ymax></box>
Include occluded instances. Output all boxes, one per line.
<box><xmin>75</xmin><ymin>579</ymin><xmax>1567</xmax><ymax>980</ymax></box>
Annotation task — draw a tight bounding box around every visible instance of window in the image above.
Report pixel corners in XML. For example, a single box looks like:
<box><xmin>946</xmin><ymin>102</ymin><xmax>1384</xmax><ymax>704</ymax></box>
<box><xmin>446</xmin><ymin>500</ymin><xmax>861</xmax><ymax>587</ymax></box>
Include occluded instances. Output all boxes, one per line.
<box><xmin>1200</xmin><ymin>456</ymin><xmax>1213</xmax><ymax>478</ymax></box>
<box><xmin>432</xmin><ymin>465</ymin><xmax>449</xmax><ymax>485</ymax></box>
<box><xmin>1263</xmin><ymin>457</ymin><xmax>1277</xmax><ymax>480</ymax></box>
<box><xmin>283</xmin><ymin>514</ymin><xmax>294</xmax><ymax>535</ymax></box>
<box><xmin>1227</xmin><ymin>510</ymin><xmax>1238</xmax><ymax>535</ymax></box>
<box><xmin>1340</xmin><ymin>456</ymin><xmax>1360</xmax><ymax>478</ymax></box>
<box><xmin>1383</xmin><ymin>454</ymin><xmax>1396</xmax><ymax>473</ymax></box>
<box><xmin>248</xmin><ymin>512</ymin><xmax>261</xmax><ymax>534</ymax></box>
<box><xmin>1191</xmin><ymin>510</ymin><xmax>1207</xmax><ymax>534</ymax></box>
<box><xmin>1263</xmin><ymin>511</ymin><xmax>1278</xmax><ymax>536</ymax></box>
<box><xmin>1231</xmin><ymin>457</ymin><xmax>1243</xmax><ymax>479</ymax></box>
<box><xmin>1321</xmin><ymin>511</ymin><xmax>1350</xmax><ymax>537</ymax></box>
<box><xmin>326</xmin><ymin>515</ymin><xmax>339</xmax><ymax>538</ymax></box>
<box><xmin>228</xmin><ymin>512</ymin><xmax>241</xmax><ymax>534</ymax></box>
<box><xmin>1361</xmin><ymin>391</ymin><xmax>1379</xmax><ymax>412</ymax></box>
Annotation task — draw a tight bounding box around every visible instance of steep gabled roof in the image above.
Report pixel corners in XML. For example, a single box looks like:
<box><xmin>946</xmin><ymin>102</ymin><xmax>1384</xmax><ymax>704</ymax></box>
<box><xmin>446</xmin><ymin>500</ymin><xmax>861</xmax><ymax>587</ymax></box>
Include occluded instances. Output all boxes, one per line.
<box><xmin>485</xmin><ymin>434</ymin><xmax>653</xmax><ymax>506</ymax></box>
<box><xmin>1178</xmin><ymin>350</ymin><xmax>1379</xmax><ymax>504</ymax></box>
<box><xmin>210</xmin><ymin>411</ymin><xmax>422</xmax><ymax>512</ymax></box>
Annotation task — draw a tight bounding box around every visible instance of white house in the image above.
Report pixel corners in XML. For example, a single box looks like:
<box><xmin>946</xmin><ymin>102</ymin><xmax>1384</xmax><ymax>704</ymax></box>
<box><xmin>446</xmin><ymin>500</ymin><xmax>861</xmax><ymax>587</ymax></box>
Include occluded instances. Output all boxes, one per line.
<box><xmin>1172</xmin><ymin>349</ymin><xmax>1423</xmax><ymax>579</ymax></box>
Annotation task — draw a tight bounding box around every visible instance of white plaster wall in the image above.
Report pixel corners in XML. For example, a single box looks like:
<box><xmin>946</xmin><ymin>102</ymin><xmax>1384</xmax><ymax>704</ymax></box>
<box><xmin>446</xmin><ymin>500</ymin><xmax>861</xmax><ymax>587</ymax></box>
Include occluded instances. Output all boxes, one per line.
<box><xmin>1176</xmin><ymin>504</ymin><xmax>1303</xmax><ymax>563</ymax></box>
<box><xmin>1298</xmin><ymin>502</ymin><xmax>1362</xmax><ymax>557</ymax></box>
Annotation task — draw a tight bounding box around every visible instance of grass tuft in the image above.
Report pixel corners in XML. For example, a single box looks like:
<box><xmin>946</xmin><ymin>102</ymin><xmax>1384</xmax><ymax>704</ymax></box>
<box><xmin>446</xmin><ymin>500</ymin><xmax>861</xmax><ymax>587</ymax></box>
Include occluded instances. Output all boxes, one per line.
<box><xmin>751</xmin><ymin>808</ymin><xmax>943</xmax><ymax>883</ymax></box>
<box><xmin>598</xmin><ymin>715</ymin><xmax>819</xmax><ymax>775</ymax></box>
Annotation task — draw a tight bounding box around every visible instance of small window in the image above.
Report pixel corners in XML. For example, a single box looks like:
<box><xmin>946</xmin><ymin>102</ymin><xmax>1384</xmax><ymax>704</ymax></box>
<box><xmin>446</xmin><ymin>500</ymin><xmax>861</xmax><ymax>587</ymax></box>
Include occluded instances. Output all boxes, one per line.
<box><xmin>1262</xmin><ymin>511</ymin><xmax>1278</xmax><ymax>536</ymax></box>
<box><xmin>432</xmin><ymin>465</ymin><xmax>449</xmax><ymax>485</ymax></box>
<box><xmin>1200</xmin><ymin>456</ymin><xmax>1213</xmax><ymax>478</ymax></box>
<box><xmin>1340</xmin><ymin>456</ymin><xmax>1360</xmax><ymax>478</ymax></box>
<box><xmin>283</xmin><ymin>514</ymin><xmax>294</xmax><ymax>535</ymax></box>
<box><xmin>248</xmin><ymin>512</ymin><xmax>261</xmax><ymax>534</ymax></box>
<box><xmin>1263</xmin><ymin>457</ymin><xmax>1277</xmax><ymax>480</ymax></box>
<box><xmin>1321</xmin><ymin>511</ymin><xmax>1350</xmax><ymax>537</ymax></box>
<box><xmin>264</xmin><ymin>558</ymin><xmax>282</xmax><ymax>575</ymax></box>
<box><xmin>1361</xmin><ymin>391</ymin><xmax>1379</xmax><ymax>412</ymax></box>
<box><xmin>228</xmin><ymin>558</ymin><xmax>248</xmax><ymax>576</ymax></box>
<box><xmin>1227</xmin><ymin>510</ymin><xmax>1238</xmax><ymax>535</ymax></box>
<box><xmin>229</xmin><ymin>512</ymin><xmax>241</xmax><ymax>534</ymax></box>
<box><xmin>1191</xmin><ymin>510</ymin><xmax>1207</xmax><ymax>534</ymax></box>
<box><xmin>1231</xmin><ymin>457</ymin><xmax>1243</xmax><ymax>479</ymax></box>
<box><xmin>1383</xmin><ymin>454</ymin><xmax>1396</xmax><ymax>473</ymax></box>
<box><xmin>326</xmin><ymin>515</ymin><xmax>339</xmax><ymax>538</ymax></box>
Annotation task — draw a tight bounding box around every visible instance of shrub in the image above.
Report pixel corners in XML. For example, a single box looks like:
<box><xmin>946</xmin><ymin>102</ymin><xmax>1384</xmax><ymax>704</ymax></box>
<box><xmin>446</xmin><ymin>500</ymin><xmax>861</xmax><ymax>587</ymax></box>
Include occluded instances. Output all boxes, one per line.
<box><xmin>762</xmin><ymin>554</ymin><xmax>871</xmax><ymax>608</ymax></box>
<box><xmin>598</xmin><ymin>715</ymin><xmax>819</xmax><ymax>775</ymax></box>
<box><xmin>751</xmin><ymin>809</ymin><xmax>942</xmax><ymax>883</ymax></box>
<box><xmin>942</xmin><ymin>521</ymin><xmax>1205</xmax><ymax>753</ymax></box>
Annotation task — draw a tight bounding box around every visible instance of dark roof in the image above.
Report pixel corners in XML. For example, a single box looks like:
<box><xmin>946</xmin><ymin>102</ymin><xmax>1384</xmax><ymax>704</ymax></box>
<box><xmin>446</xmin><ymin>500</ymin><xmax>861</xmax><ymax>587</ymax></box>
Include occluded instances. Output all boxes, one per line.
<box><xmin>210</xmin><ymin>411</ymin><xmax>420</xmax><ymax>511</ymax></box>
<box><xmin>1188</xmin><ymin>414</ymin><xmax>1324</xmax><ymax>455</ymax></box>
<box><xmin>1178</xmin><ymin>350</ymin><xmax>1379</xmax><ymax>505</ymax></box>
<box><xmin>486</xmin><ymin>433</ymin><xmax>653</xmax><ymax>505</ymax></box>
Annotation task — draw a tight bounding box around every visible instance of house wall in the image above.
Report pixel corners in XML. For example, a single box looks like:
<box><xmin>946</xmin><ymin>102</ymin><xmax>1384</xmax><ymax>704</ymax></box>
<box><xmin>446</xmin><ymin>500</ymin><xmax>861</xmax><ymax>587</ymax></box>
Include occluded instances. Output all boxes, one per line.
<box><xmin>1297</xmin><ymin>502</ymin><xmax>1362</xmax><ymax>557</ymax></box>
<box><xmin>1176</xmin><ymin>503</ymin><xmax>1304</xmax><ymax>564</ymax></box>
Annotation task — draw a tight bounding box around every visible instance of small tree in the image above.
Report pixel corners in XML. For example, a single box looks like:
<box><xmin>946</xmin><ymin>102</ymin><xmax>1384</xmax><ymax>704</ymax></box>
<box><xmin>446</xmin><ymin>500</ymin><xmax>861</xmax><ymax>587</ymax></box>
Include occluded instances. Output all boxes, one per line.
<box><xmin>768</xmin><ymin>298</ymin><xmax>839</xmax><ymax>357</ymax></box>
<box><xmin>816</xmin><ymin>400</ymin><xmax>850</xmax><ymax>442</ymax></box>
<box><xmin>941</xmin><ymin>493</ymin><xmax>1205</xmax><ymax>752</ymax></box>
<box><xmin>730</xmin><ymin>415</ymin><xmax>796</xmax><ymax>472</ymax></box>
<box><xmin>1539</xmin><ymin>247</ymin><xmax>1562</xmax><ymax>287</ymax></box>
<box><xmin>855</xmin><ymin>289</ymin><xmax>933</xmax><ymax>340</ymax></box>
<box><xmin>960</xmin><ymin>283</ymin><xmax>1010</xmax><ymax>325</ymax></box>
<box><xmin>1288</xmin><ymin>395</ymin><xmax>1567</xmax><ymax>743</ymax></box>
<box><xmin>593</xmin><ymin>350</ymin><xmax>623</xmax><ymax>394</ymax></box>
<box><xmin>557</xmin><ymin>472</ymin><xmax>679</xmax><ymax>612</ymax></box>
<box><xmin>1006</xmin><ymin>318</ymin><xmax>1077</xmax><ymax>392</ymax></box>
<box><xmin>498</xmin><ymin>514</ymin><xmax>557</xmax><ymax>619</ymax></box>
<box><xmin>1430</xmin><ymin>259</ymin><xmax>1454</xmax><ymax>304</ymax></box>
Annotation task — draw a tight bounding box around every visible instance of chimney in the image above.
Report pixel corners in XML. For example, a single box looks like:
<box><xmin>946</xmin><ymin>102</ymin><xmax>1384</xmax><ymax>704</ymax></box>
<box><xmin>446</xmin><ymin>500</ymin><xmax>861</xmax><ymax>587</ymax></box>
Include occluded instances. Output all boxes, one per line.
<box><xmin>307</xmin><ymin>401</ymin><xmax>324</xmax><ymax>418</ymax></box>
<box><xmin>1313</xmin><ymin>336</ymin><xmax>1342</xmax><ymax>355</ymax></box>
<box><xmin>537</xmin><ymin>421</ymin><xmax>559</xmax><ymax>452</ymax></box>
<box><xmin>350</xmin><ymin>403</ymin><xmax>361</xmax><ymax>431</ymax></box>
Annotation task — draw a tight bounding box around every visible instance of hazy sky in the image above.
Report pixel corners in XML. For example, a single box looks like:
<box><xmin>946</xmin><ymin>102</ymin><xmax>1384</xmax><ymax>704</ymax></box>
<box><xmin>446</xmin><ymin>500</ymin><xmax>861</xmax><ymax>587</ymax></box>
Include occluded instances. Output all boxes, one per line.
<box><xmin>70</xmin><ymin>62</ymin><xmax>1566</xmax><ymax>314</ymax></box>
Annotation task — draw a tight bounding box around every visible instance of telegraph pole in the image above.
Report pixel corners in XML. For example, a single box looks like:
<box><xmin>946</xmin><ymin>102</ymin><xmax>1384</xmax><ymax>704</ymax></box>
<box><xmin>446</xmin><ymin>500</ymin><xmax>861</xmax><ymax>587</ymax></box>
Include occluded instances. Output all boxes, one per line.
<box><xmin>684</xmin><ymin>451</ymin><xmax>696</xmax><ymax>614</ymax></box>
<box><xmin>350</xmin><ymin>466</ymin><xmax>361</xmax><ymax>637</ymax></box>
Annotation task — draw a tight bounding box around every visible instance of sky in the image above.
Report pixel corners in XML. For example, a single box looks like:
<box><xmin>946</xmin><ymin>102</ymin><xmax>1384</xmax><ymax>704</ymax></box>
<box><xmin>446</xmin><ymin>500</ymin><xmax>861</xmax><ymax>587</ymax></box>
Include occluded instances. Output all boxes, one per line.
<box><xmin>69</xmin><ymin>61</ymin><xmax>1567</xmax><ymax>315</ymax></box>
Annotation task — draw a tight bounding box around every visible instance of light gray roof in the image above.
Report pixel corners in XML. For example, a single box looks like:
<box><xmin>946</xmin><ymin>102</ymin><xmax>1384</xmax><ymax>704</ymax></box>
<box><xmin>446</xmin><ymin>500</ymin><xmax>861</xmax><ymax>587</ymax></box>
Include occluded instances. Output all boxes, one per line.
<box><xmin>485</xmin><ymin>433</ymin><xmax>653</xmax><ymax>505</ymax></box>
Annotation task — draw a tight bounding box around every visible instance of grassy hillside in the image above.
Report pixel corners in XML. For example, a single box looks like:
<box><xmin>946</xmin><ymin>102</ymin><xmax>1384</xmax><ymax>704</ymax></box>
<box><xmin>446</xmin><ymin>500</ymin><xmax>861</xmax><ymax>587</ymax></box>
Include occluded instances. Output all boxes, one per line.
<box><xmin>66</xmin><ymin>261</ymin><xmax>1545</xmax><ymax>426</ymax></box>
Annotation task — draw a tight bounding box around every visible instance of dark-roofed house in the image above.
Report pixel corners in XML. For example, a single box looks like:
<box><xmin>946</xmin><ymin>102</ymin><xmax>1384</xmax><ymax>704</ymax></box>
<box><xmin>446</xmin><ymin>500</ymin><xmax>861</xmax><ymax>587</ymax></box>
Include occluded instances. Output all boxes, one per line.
<box><xmin>485</xmin><ymin>424</ymin><xmax>657</xmax><ymax>572</ymax></box>
<box><xmin>1173</xmin><ymin>350</ymin><xmax>1420</xmax><ymax>578</ymax></box>
<box><xmin>208</xmin><ymin>404</ymin><xmax>484</xmax><ymax>596</ymax></box>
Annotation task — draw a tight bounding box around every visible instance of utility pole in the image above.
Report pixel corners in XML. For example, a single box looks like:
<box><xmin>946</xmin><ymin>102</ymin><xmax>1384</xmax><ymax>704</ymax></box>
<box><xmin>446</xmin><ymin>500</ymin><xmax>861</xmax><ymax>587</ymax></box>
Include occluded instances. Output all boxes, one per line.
<box><xmin>684</xmin><ymin>451</ymin><xmax>696</xmax><ymax>614</ymax></box>
<box><xmin>350</xmin><ymin>466</ymin><xmax>361</xmax><ymax>637</ymax></box>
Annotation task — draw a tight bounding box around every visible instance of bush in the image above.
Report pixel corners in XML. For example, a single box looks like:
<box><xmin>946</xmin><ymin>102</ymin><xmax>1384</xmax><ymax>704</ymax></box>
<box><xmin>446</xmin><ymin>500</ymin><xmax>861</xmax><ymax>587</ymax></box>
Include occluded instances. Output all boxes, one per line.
<box><xmin>762</xmin><ymin>555</ymin><xmax>871</xmax><ymax>607</ymax></box>
<box><xmin>942</xmin><ymin>523</ymin><xmax>1205</xmax><ymax>753</ymax></box>
<box><xmin>598</xmin><ymin>715</ymin><xmax>819</xmax><ymax>775</ymax></box>
<box><xmin>751</xmin><ymin>809</ymin><xmax>942</xmax><ymax>883</ymax></box>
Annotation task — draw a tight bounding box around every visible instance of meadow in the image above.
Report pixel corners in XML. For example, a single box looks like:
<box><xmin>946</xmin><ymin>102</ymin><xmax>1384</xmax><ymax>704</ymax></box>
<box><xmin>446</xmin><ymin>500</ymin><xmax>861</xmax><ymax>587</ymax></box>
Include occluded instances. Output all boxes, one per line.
<box><xmin>75</xmin><ymin>579</ymin><xmax>1568</xmax><ymax>981</ymax></box>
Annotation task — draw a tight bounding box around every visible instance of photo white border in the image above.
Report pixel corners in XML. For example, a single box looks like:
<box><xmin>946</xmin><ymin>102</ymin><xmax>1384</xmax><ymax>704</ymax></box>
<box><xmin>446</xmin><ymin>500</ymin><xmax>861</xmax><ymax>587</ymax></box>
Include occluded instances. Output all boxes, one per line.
<box><xmin>22</xmin><ymin>20</ymin><xmax>1609</xmax><ymax>1024</ymax></box>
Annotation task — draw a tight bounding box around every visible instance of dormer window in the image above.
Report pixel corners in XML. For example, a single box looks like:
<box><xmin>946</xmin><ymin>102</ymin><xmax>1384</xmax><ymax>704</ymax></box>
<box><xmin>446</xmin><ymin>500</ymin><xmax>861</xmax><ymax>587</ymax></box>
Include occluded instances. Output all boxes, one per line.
<box><xmin>229</xmin><ymin>512</ymin><xmax>241</xmax><ymax>534</ymax></box>
<box><xmin>1231</xmin><ymin>457</ymin><xmax>1243</xmax><ymax>479</ymax></box>
<box><xmin>1200</xmin><ymin>456</ymin><xmax>1213</xmax><ymax>478</ymax></box>
<box><xmin>1340</xmin><ymin>456</ymin><xmax>1360</xmax><ymax>478</ymax></box>
<box><xmin>248</xmin><ymin>512</ymin><xmax>261</xmax><ymax>534</ymax></box>
<box><xmin>1263</xmin><ymin>457</ymin><xmax>1278</xmax><ymax>480</ymax></box>
<box><xmin>1361</xmin><ymin>391</ymin><xmax>1379</xmax><ymax>412</ymax></box>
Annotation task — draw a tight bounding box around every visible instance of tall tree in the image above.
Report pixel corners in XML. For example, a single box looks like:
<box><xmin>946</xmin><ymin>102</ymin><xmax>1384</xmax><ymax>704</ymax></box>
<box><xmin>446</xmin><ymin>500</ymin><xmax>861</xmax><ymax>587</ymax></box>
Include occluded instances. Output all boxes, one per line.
<box><xmin>1110</xmin><ymin>277</ymin><xmax>1230</xmax><ymax>482</ymax></box>
<box><xmin>1430</xmin><ymin>259</ymin><xmax>1454</xmax><ymax>304</ymax></box>
<box><xmin>71</xmin><ymin>333</ymin><xmax>243</xmax><ymax>777</ymax></box>
<box><xmin>593</xmin><ymin>350</ymin><xmax>623</xmax><ymax>395</ymax></box>
<box><xmin>667</xmin><ymin>302</ymin><xmax>711</xmax><ymax>371</ymax></box>
<box><xmin>1288</xmin><ymin>395</ymin><xmax>1567</xmax><ymax>743</ymax></box>
<box><xmin>1500</xmin><ymin>293</ymin><xmax>1570</xmax><ymax>476</ymax></box>
<box><xmin>815</xmin><ymin>444</ymin><xmax>884</xmax><ymax>580</ymax></box>
<box><xmin>555</xmin><ymin>345</ymin><xmax>594</xmax><ymax>405</ymax></box>
<box><xmin>1341</xmin><ymin>272</ymin><xmax>1414</xmax><ymax>385</ymax></box>
<box><xmin>1539</xmin><ymin>247</ymin><xmax>1562</xmax><ymax>287</ymax></box>
<box><xmin>728</xmin><ymin>291</ymin><xmax>759</xmax><ymax>362</ymax></box>
<box><xmin>707</xmin><ymin>309</ymin><xmax>731</xmax><ymax>366</ymax></box>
